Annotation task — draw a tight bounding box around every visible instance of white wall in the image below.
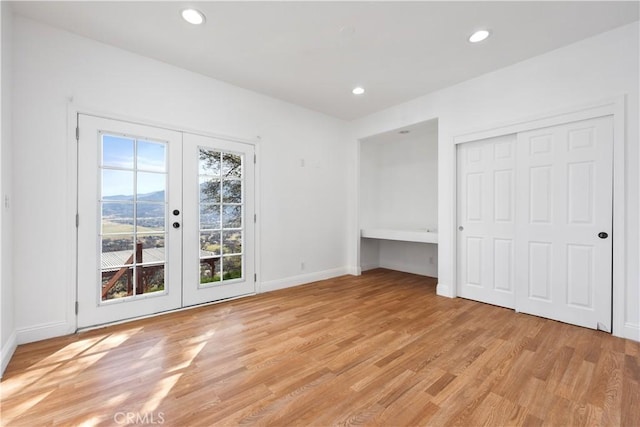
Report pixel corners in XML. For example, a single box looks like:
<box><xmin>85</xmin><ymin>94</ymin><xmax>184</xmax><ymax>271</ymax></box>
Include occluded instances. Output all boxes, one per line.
<box><xmin>378</xmin><ymin>240</ymin><xmax>438</xmax><ymax>278</ymax></box>
<box><xmin>11</xmin><ymin>16</ymin><xmax>350</xmax><ymax>343</ymax></box>
<box><xmin>359</xmin><ymin>124</ymin><xmax>438</xmax><ymax>277</ymax></box>
<box><xmin>350</xmin><ymin>22</ymin><xmax>640</xmax><ymax>341</ymax></box>
<box><xmin>360</xmin><ymin>128</ymin><xmax>438</xmax><ymax>229</ymax></box>
<box><xmin>359</xmin><ymin>238</ymin><xmax>438</xmax><ymax>278</ymax></box>
<box><xmin>0</xmin><ymin>2</ymin><xmax>16</xmax><ymax>377</ymax></box>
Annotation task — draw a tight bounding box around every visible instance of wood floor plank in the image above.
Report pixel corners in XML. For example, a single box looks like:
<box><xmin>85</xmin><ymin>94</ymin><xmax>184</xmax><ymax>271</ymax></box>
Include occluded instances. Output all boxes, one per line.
<box><xmin>621</xmin><ymin>372</ymin><xmax>640</xmax><ymax>427</ymax></box>
<box><xmin>2</xmin><ymin>269</ymin><xmax>638</xmax><ymax>426</ymax></box>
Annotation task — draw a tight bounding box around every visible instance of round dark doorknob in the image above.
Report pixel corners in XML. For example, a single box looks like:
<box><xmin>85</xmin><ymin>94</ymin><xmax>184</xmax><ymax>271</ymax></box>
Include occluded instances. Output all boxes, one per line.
<box><xmin>172</xmin><ymin>222</ymin><xmax>180</xmax><ymax>229</ymax></box>
<box><xmin>598</xmin><ymin>232</ymin><xmax>608</xmax><ymax>239</ymax></box>
<box><xmin>172</xmin><ymin>209</ymin><xmax>180</xmax><ymax>216</ymax></box>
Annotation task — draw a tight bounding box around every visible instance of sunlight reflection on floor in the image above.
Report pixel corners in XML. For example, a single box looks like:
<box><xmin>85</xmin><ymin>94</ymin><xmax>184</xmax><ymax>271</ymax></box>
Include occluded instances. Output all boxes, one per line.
<box><xmin>0</xmin><ymin>388</ymin><xmax>55</xmax><ymax>424</ymax></box>
<box><xmin>169</xmin><ymin>342</ymin><xmax>207</xmax><ymax>373</ymax></box>
<box><xmin>140</xmin><ymin>373</ymin><xmax>183</xmax><ymax>414</ymax></box>
<box><xmin>0</xmin><ymin>324</ymin><xmax>224</xmax><ymax>425</ymax></box>
<box><xmin>1</xmin><ymin>328</ymin><xmax>145</xmax><ymax>423</ymax></box>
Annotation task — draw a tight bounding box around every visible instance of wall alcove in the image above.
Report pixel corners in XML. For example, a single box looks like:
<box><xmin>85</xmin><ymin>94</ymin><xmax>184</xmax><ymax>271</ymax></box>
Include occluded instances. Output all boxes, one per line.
<box><xmin>358</xmin><ymin>118</ymin><xmax>438</xmax><ymax>277</ymax></box>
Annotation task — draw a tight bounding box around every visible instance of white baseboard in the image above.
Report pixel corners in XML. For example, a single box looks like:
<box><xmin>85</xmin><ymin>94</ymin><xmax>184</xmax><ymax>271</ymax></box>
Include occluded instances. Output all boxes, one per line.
<box><xmin>378</xmin><ymin>260</ymin><xmax>438</xmax><ymax>278</ymax></box>
<box><xmin>260</xmin><ymin>267</ymin><xmax>350</xmax><ymax>294</ymax></box>
<box><xmin>623</xmin><ymin>322</ymin><xmax>640</xmax><ymax>342</ymax></box>
<box><xmin>1</xmin><ymin>330</ymin><xmax>17</xmax><ymax>378</ymax></box>
<box><xmin>16</xmin><ymin>320</ymin><xmax>75</xmax><ymax>345</ymax></box>
<box><xmin>436</xmin><ymin>281</ymin><xmax>454</xmax><ymax>298</ymax></box>
<box><xmin>347</xmin><ymin>266</ymin><xmax>361</xmax><ymax>276</ymax></box>
<box><xmin>360</xmin><ymin>263</ymin><xmax>379</xmax><ymax>272</ymax></box>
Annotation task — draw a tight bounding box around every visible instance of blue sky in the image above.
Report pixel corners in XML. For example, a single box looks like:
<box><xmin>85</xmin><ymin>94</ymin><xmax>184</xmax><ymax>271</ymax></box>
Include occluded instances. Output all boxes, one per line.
<box><xmin>101</xmin><ymin>134</ymin><xmax>167</xmax><ymax>197</ymax></box>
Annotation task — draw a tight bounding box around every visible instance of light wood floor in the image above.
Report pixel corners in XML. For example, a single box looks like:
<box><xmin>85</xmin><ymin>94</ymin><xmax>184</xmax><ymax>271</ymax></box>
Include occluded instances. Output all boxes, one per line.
<box><xmin>2</xmin><ymin>269</ymin><xmax>639</xmax><ymax>426</ymax></box>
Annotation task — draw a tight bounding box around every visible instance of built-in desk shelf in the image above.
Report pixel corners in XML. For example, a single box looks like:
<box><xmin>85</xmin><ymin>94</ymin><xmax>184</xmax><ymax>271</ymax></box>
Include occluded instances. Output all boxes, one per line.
<box><xmin>360</xmin><ymin>228</ymin><xmax>438</xmax><ymax>244</ymax></box>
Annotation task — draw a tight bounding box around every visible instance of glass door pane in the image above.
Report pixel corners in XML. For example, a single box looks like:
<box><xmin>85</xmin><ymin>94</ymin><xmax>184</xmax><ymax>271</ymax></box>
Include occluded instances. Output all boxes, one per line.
<box><xmin>100</xmin><ymin>135</ymin><xmax>168</xmax><ymax>301</ymax></box>
<box><xmin>198</xmin><ymin>149</ymin><xmax>243</xmax><ymax>285</ymax></box>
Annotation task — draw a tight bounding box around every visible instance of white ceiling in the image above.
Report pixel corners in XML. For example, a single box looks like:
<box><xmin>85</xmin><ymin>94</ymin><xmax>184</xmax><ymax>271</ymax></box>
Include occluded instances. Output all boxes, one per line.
<box><xmin>363</xmin><ymin>117</ymin><xmax>439</xmax><ymax>146</ymax></box>
<box><xmin>11</xmin><ymin>1</ymin><xmax>639</xmax><ymax>121</ymax></box>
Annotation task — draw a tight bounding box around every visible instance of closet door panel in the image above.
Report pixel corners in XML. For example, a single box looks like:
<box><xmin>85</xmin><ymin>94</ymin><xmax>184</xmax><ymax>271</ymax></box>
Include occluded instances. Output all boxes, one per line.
<box><xmin>457</xmin><ymin>134</ymin><xmax>516</xmax><ymax>309</ymax></box>
<box><xmin>514</xmin><ymin>116</ymin><xmax>613</xmax><ymax>331</ymax></box>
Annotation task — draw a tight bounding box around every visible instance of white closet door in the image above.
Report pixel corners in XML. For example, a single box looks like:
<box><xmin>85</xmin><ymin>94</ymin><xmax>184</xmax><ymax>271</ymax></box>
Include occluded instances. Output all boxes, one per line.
<box><xmin>457</xmin><ymin>134</ymin><xmax>516</xmax><ymax>309</ymax></box>
<box><xmin>515</xmin><ymin>116</ymin><xmax>613</xmax><ymax>331</ymax></box>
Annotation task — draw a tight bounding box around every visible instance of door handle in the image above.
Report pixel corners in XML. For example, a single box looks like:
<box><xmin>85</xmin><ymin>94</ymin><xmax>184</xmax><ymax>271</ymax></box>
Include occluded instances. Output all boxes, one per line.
<box><xmin>598</xmin><ymin>232</ymin><xmax>608</xmax><ymax>239</ymax></box>
<box><xmin>173</xmin><ymin>222</ymin><xmax>181</xmax><ymax>229</ymax></box>
<box><xmin>458</xmin><ymin>226</ymin><xmax>464</xmax><ymax>231</ymax></box>
<box><xmin>172</xmin><ymin>209</ymin><xmax>180</xmax><ymax>216</ymax></box>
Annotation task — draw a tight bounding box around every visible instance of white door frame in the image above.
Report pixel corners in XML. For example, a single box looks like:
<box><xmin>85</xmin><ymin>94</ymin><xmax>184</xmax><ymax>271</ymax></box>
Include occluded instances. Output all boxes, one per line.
<box><xmin>67</xmin><ymin>103</ymin><xmax>261</xmax><ymax>331</ymax></box>
<box><xmin>452</xmin><ymin>96</ymin><xmax>626</xmax><ymax>338</ymax></box>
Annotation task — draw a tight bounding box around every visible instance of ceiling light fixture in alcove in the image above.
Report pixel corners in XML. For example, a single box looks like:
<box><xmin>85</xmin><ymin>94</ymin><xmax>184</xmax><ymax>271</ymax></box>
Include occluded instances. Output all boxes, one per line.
<box><xmin>469</xmin><ymin>29</ymin><xmax>491</xmax><ymax>43</ymax></box>
<box><xmin>181</xmin><ymin>9</ymin><xmax>206</xmax><ymax>25</ymax></box>
<box><xmin>352</xmin><ymin>87</ymin><xmax>365</xmax><ymax>95</ymax></box>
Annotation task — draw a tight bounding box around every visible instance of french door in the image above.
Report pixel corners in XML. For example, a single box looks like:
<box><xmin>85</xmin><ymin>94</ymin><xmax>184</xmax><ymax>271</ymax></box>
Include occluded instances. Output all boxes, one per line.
<box><xmin>182</xmin><ymin>133</ymin><xmax>255</xmax><ymax>307</ymax></box>
<box><xmin>457</xmin><ymin>116</ymin><xmax>613</xmax><ymax>331</ymax></box>
<box><xmin>77</xmin><ymin>115</ymin><xmax>255</xmax><ymax>328</ymax></box>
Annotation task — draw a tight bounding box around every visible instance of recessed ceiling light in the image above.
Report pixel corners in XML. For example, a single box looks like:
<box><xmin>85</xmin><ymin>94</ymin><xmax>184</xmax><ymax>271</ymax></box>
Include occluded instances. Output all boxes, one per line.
<box><xmin>182</xmin><ymin>9</ymin><xmax>206</xmax><ymax>25</ymax></box>
<box><xmin>352</xmin><ymin>87</ymin><xmax>365</xmax><ymax>95</ymax></box>
<box><xmin>469</xmin><ymin>29</ymin><xmax>490</xmax><ymax>43</ymax></box>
